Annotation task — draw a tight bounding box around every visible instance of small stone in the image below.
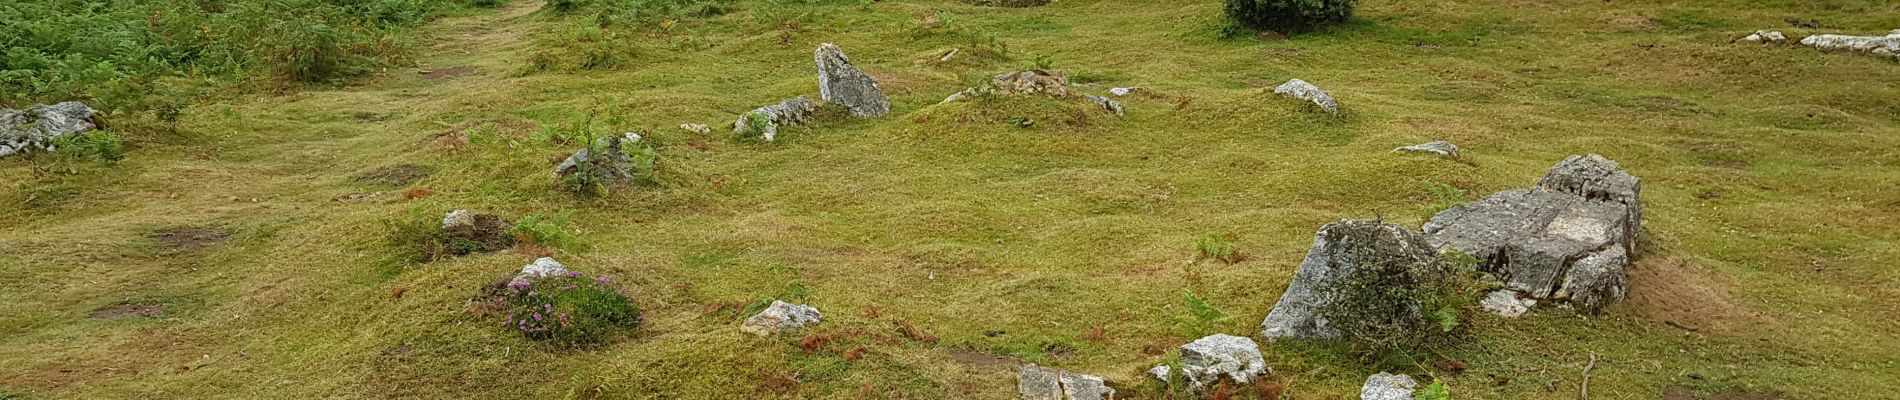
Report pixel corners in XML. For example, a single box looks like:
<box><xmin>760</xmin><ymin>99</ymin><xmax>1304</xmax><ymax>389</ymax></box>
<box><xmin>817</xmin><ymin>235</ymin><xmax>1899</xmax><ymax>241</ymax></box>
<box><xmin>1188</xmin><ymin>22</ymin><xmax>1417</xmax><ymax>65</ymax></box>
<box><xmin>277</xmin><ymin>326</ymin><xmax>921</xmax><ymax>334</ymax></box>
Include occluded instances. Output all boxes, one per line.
<box><xmin>815</xmin><ymin>43</ymin><xmax>892</xmax><ymax>118</ymax></box>
<box><xmin>1361</xmin><ymin>372</ymin><xmax>1418</xmax><ymax>400</ymax></box>
<box><xmin>1177</xmin><ymin>334</ymin><xmax>1269</xmax><ymax>389</ymax></box>
<box><xmin>741</xmin><ymin>300</ymin><xmax>822</xmax><ymax>336</ymax></box>
<box><xmin>514</xmin><ymin>257</ymin><xmax>569</xmax><ymax>283</ymax></box>
<box><xmin>442</xmin><ymin>209</ymin><xmax>476</xmax><ymax>230</ymax></box>
<box><xmin>1109</xmin><ymin>87</ymin><xmax>1137</xmax><ymax>96</ymax></box>
<box><xmin>1480</xmin><ymin>290</ymin><xmax>1536</xmax><ymax>318</ymax></box>
<box><xmin>1083</xmin><ymin>95</ymin><xmax>1125</xmax><ymax>117</ymax></box>
<box><xmin>623</xmin><ymin>132</ymin><xmax>643</xmax><ymax>142</ymax></box>
<box><xmin>1740</xmin><ymin>30</ymin><xmax>1789</xmax><ymax>43</ymax></box>
<box><xmin>1272</xmin><ymin>78</ymin><xmax>1339</xmax><ymax>114</ymax></box>
<box><xmin>679</xmin><ymin>123</ymin><xmax>711</xmax><ymax>134</ymax></box>
<box><xmin>1147</xmin><ymin>364</ymin><xmax>1172</xmax><ymax>382</ymax></box>
<box><xmin>1393</xmin><ymin>141</ymin><xmax>1459</xmax><ymax>158</ymax></box>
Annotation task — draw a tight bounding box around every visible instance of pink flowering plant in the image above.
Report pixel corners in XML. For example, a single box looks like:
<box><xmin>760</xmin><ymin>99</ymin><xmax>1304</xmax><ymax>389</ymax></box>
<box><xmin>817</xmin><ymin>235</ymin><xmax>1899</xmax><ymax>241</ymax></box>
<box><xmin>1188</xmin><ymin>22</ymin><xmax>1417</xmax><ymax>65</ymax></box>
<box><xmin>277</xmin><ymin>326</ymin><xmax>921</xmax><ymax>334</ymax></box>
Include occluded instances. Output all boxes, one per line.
<box><xmin>503</xmin><ymin>271</ymin><xmax>640</xmax><ymax>346</ymax></box>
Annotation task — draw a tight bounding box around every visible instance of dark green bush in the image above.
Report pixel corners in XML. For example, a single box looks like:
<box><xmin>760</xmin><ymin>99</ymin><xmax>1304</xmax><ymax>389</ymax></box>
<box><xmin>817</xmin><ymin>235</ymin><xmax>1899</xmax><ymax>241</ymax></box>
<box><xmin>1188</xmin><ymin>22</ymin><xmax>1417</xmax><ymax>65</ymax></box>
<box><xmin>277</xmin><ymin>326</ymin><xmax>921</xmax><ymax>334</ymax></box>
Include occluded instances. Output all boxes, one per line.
<box><xmin>1223</xmin><ymin>0</ymin><xmax>1357</xmax><ymax>35</ymax></box>
<box><xmin>501</xmin><ymin>272</ymin><xmax>641</xmax><ymax>346</ymax></box>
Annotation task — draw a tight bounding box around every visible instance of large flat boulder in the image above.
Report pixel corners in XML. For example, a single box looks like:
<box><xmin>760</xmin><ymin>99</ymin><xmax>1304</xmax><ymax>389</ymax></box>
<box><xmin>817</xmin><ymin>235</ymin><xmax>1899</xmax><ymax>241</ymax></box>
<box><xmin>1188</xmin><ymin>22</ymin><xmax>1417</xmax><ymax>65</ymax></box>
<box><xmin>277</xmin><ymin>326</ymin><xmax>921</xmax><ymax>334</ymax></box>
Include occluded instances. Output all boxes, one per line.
<box><xmin>1</xmin><ymin>101</ymin><xmax>98</xmax><ymax>159</ymax></box>
<box><xmin>1424</xmin><ymin>154</ymin><xmax>1640</xmax><ymax>311</ymax></box>
<box><xmin>1262</xmin><ymin>220</ymin><xmax>1439</xmax><ymax>340</ymax></box>
<box><xmin>733</xmin><ymin>96</ymin><xmax>816</xmax><ymax>142</ymax></box>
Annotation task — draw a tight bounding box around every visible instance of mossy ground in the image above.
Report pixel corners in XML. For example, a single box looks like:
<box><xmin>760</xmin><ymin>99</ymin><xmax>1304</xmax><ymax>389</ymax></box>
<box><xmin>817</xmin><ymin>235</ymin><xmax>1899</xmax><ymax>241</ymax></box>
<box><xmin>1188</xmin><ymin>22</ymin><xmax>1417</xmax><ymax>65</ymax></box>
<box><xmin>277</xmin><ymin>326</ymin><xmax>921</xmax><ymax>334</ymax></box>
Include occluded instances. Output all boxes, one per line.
<box><xmin>3</xmin><ymin>0</ymin><xmax>1897</xmax><ymax>398</ymax></box>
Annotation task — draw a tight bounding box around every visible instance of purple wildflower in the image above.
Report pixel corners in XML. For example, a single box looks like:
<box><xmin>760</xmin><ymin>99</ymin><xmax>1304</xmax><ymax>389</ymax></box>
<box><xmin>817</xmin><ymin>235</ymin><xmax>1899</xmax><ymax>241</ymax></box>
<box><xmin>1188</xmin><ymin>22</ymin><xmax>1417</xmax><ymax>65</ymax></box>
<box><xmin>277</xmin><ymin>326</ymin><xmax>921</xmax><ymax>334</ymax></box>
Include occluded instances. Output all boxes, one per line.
<box><xmin>532</xmin><ymin>312</ymin><xmax>543</xmax><ymax>321</ymax></box>
<box><xmin>507</xmin><ymin>280</ymin><xmax>531</xmax><ymax>290</ymax></box>
<box><xmin>569</xmin><ymin>271</ymin><xmax>582</xmax><ymax>278</ymax></box>
<box><xmin>544</xmin><ymin>303</ymin><xmax>553</xmax><ymax>313</ymax></box>
<box><xmin>596</xmin><ymin>276</ymin><xmax>610</xmax><ymax>284</ymax></box>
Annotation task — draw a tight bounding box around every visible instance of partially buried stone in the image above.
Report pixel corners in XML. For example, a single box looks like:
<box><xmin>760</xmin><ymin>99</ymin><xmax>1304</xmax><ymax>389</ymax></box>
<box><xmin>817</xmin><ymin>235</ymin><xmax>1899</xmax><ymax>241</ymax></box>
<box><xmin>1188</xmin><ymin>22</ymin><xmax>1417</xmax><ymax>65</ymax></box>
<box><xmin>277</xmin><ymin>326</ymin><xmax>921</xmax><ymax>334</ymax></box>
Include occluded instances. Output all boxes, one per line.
<box><xmin>1273</xmin><ymin>79</ymin><xmax>1339</xmax><ymax>114</ymax></box>
<box><xmin>741</xmin><ymin>300</ymin><xmax>822</xmax><ymax>336</ymax></box>
<box><xmin>1361</xmin><ymin>372</ymin><xmax>1418</xmax><ymax>400</ymax></box>
<box><xmin>1083</xmin><ymin>95</ymin><xmax>1125</xmax><ymax>117</ymax></box>
<box><xmin>1393</xmin><ymin>141</ymin><xmax>1459</xmax><ymax>158</ymax></box>
<box><xmin>1</xmin><ymin>101</ymin><xmax>99</xmax><ymax>159</ymax></box>
<box><xmin>1018</xmin><ymin>364</ymin><xmax>1115</xmax><ymax>400</ymax></box>
<box><xmin>734</xmin><ymin>96</ymin><xmax>816</xmax><ymax>142</ymax></box>
<box><xmin>1176</xmin><ymin>334</ymin><xmax>1269</xmax><ymax>389</ymax></box>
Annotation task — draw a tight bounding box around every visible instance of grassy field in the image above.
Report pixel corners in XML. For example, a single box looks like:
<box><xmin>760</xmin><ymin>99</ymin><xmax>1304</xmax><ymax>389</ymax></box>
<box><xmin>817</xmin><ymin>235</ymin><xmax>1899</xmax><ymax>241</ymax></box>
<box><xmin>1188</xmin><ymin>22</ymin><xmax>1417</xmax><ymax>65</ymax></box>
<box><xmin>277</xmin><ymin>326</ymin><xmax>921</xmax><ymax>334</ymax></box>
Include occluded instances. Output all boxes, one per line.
<box><xmin>3</xmin><ymin>0</ymin><xmax>1898</xmax><ymax>398</ymax></box>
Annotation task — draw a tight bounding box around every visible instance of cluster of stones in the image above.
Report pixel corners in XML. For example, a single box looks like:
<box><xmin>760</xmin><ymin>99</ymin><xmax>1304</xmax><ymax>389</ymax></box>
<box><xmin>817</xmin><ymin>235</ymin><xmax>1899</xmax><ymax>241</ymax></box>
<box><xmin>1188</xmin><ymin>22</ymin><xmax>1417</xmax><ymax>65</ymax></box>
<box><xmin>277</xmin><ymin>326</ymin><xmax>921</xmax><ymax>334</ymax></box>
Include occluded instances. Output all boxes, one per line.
<box><xmin>0</xmin><ymin>101</ymin><xmax>99</xmax><ymax>159</ymax></box>
<box><xmin>1018</xmin><ymin>364</ymin><xmax>1115</xmax><ymax>400</ymax></box>
<box><xmin>938</xmin><ymin>69</ymin><xmax>1127</xmax><ymax>117</ymax></box>
<box><xmin>1740</xmin><ymin>28</ymin><xmax>1900</xmax><ymax>59</ymax></box>
<box><xmin>732</xmin><ymin>43</ymin><xmax>891</xmax><ymax>142</ymax></box>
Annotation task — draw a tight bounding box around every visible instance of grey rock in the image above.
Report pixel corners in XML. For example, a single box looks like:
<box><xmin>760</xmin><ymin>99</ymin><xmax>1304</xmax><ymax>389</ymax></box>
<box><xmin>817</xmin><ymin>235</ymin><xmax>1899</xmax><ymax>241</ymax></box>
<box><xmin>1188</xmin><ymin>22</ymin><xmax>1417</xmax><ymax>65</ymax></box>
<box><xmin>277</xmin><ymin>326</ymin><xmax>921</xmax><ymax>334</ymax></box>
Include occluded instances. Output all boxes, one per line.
<box><xmin>1263</xmin><ymin>220</ymin><xmax>1440</xmax><ymax>340</ymax></box>
<box><xmin>1083</xmin><ymin>95</ymin><xmax>1125</xmax><ymax>117</ymax></box>
<box><xmin>1360</xmin><ymin>372</ymin><xmax>1418</xmax><ymax>400</ymax></box>
<box><xmin>1109</xmin><ymin>87</ymin><xmax>1137</xmax><ymax>96</ymax></box>
<box><xmin>992</xmin><ymin>70</ymin><xmax>1070</xmax><ymax>97</ymax></box>
<box><xmin>513</xmin><ymin>257</ymin><xmax>570</xmax><ymax>283</ymax></box>
<box><xmin>1</xmin><ymin>101</ymin><xmax>99</xmax><ymax>159</ymax></box>
<box><xmin>1018</xmin><ymin>364</ymin><xmax>1115</xmax><ymax>400</ymax></box>
<box><xmin>734</xmin><ymin>96</ymin><xmax>816</xmax><ymax>142</ymax></box>
<box><xmin>1146</xmin><ymin>365</ymin><xmax>1171</xmax><ymax>382</ymax></box>
<box><xmin>1799</xmin><ymin>29</ymin><xmax>1900</xmax><ymax>59</ymax></box>
<box><xmin>679</xmin><ymin>123</ymin><xmax>710</xmax><ymax>134</ymax></box>
<box><xmin>1394</xmin><ymin>141</ymin><xmax>1459</xmax><ymax>158</ymax></box>
<box><xmin>815</xmin><ymin>43</ymin><xmax>891</xmax><ymax>118</ymax></box>
<box><xmin>1479</xmin><ymin>289</ymin><xmax>1536</xmax><ymax>318</ymax></box>
<box><xmin>443</xmin><ymin>209</ymin><xmax>476</xmax><ymax>230</ymax></box>
<box><xmin>554</xmin><ymin>135</ymin><xmax>637</xmax><ymax>188</ymax></box>
<box><xmin>1741</xmin><ymin>30</ymin><xmax>1789</xmax><ymax>43</ymax></box>
<box><xmin>1177</xmin><ymin>334</ymin><xmax>1269</xmax><ymax>389</ymax></box>
<box><xmin>1273</xmin><ymin>79</ymin><xmax>1339</xmax><ymax>114</ymax></box>
<box><xmin>1424</xmin><ymin>154</ymin><xmax>1641</xmax><ymax>311</ymax></box>
<box><xmin>741</xmin><ymin>300</ymin><xmax>822</xmax><ymax>336</ymax></box>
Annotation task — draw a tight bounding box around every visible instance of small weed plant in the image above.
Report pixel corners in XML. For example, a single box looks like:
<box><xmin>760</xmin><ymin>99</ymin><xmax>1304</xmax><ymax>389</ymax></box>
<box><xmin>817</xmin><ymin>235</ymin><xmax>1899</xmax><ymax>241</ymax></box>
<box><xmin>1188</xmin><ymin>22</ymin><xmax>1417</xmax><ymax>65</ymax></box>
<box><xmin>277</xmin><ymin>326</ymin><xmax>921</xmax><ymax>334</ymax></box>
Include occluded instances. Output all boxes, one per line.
<box><xmin>513</xmin><ymin>213</ymin><xmax>578</xmax><ymax>250</ymax></box>
<box><xmin>1175</xmin><ymin>289</ymin><xmax>1233</xmax><ymax>338</ymax></box>
<box><xmin>1195</xmin><ymin>235</ymin><xmax>1245</xmax><ymax>264</ymax></box>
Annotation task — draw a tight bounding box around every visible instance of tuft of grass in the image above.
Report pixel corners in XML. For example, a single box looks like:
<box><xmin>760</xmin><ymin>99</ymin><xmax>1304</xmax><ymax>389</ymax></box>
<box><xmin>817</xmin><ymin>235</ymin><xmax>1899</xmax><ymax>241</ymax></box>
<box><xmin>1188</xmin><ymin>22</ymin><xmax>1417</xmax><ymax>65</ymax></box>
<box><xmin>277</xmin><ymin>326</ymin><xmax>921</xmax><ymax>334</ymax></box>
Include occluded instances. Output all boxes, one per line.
<box><xmin>513</xmin><ymin>213</ymin><xmax>578</xmax><ymax>251</ymax></box>
<box><xmin>1195</xmin><ymin>234</ymin><xmax>1246</xmax><ymax>264</ymax></box>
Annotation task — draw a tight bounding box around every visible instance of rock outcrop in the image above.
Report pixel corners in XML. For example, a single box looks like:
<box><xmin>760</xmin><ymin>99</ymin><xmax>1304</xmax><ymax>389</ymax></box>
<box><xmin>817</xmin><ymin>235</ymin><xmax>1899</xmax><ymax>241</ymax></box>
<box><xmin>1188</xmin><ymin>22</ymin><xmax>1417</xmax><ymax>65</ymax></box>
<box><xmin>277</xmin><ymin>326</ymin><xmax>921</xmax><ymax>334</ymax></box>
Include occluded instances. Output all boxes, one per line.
<box><xmin>1394</xmin><ymin>141</ymin><xmax>1459</xmax><ymax>158</ymax></box>
<box><xmin>734</xmin><ymin>96</ymin><xmax>816</xmax><ymax>142</ymax></box>
<box><xmin>1173</xmin><ymin>334</ymin><xmax>1270</xmax><ymax>389</ymax></box>
<box><xmin>1262</xmin><ymin>220</ymin><xmax>1440</xmax><ymax>340</ymax></box>
<box><xmin>741</xmin><ymin>300</ymin><xmax>822</xmax><ymax>336</ymax></box>
<box><xmin>513</xmin><ymin>257</ymin><xmax>570</xmax><ymax>283</ymax></box>
<box><xmin>1018</xmin><ymin>364</ymin><xmax>1115</xmax><ymax>400</ymax></box>
<box><xmin>1479</xmin><ymin>289</ymin><xmax>1536</xmax><ymax>318</ymax></box>
<box><xmin>1273</xmin><ymin>79</ymin><xmax>1339</xmax><ymax>114</ymax></box>
<box><xmin>440</xmin><ymin>209</ymin><xmax>515</xmax><ymax>254</ymax></box>
<box><xmin>555</xmin><ymin>135</ymin><xmax>638</xmax><ymax>188</ymax></box>
<box><xmin>1424</xmin><ymin>154</ymin><xmax>1641</xmax><ymax>311</ymax></box>
<box><xmin>937</xmin><ymin>70</ymin><xmax>1126</xmax><ymax>118</ymax></box>
<box><xmin>1360</xmin><ymin>373</ymin><xmax>1418</xmax><ymax>400</ymax></box>
<box><xmin>815</xmin><ymin>43</ymin><xmax>891</xmax><ymax>118</ymax></box>
<box><xmin>1799</xmin><ymin>29</ymin><xmax>1900</xmax><ymax>59</ymax></box>
<box><xmin>1</xmin><ymin>101</ymin><xmax>99</xmax><ymax>159</ymax></box>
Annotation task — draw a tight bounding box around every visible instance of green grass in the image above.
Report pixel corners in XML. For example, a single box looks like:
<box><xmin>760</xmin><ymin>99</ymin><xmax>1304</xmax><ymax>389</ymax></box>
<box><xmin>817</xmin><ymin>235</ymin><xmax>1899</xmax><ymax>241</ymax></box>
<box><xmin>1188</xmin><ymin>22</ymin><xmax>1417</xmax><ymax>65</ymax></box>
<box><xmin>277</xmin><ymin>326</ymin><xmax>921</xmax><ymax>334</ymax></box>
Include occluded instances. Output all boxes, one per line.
<box><xmin>3</xmin><ymin>0</ymin><xmax>1899</xmax><ymax>398</ymax></box>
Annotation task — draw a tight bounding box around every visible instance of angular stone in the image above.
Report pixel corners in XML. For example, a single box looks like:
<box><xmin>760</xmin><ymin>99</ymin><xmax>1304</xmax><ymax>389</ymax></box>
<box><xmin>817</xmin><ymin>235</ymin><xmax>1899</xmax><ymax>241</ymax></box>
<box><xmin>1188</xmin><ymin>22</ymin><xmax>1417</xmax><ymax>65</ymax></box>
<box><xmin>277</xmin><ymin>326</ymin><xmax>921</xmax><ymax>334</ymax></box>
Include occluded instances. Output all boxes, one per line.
<box><xmin>1263</xmin><ymin>220</ymin><xmax>1440</xmax><ymax>340</ymax></box>
<box><xmin>815</xmin><ymin>43</ymin><xmax>891</xmax><ymax>118</ymax></box>
<box><xmin>514</xmin><ymin>257</ymin><xmax>569</xmax><ymax>283</ymax></box>
<box><xmin>1018</xmin><ymin>365</ymin><xmax>1065</xmax><ymax>400</ymax></box>
<box><xmin>1479</xmin><ymin>290</ymin><xmax>1536</xmax><ymax>318</ymax></box>
<box><xmin>443</xmin><ymin>209</ymin><xmax>476</xmax><ymax>230</ymax></box>
<box><xmin>1425</xmin><ymin>154</ymin><xmax>1641</xmax><ymax>312</ymax></box>
<box><xmin>1360</xmin><ymin>372</ymin><xmax>1418</xmax><ymax>400</ymax></box>
<box><xmin>1</xmin><ymin>101</ymin><xmax>99</xmax><ymax>159</ymax></box>
<box><xmin>554</xmin><ymin>135</ymin><xmax>637</xmax><ymax>188</ymax></box>
<box><xmin>1177</xmin><ymin>334</ymin><xmax>1269</xmax><ymax>389</ymax></box>
<box><xmin>733</xmin><ymin>96</ymin><xmax>816</xmax><ymax>142</ymax></box>
<box><xmin>1273</xmin><ymin>79</ymin><xmax>1338</xmax><ymax>114</ymax></box>
<box><xmin>1393</xmin><ymin>141</ymin><xmax>1459</xmax><ymax>158</ymax></box>
<box><xmin>1059</xmin><ymin>371</ymin><xmax>1115</xmax><ymax>400</ymax></box>
<box><xmin>1741</xmin><ymin>30</ymin><xmax>1789</xmax><ymax>43</ymax></box>
<box><xmin>741</xmin><ymin>300</ymin><xmax>822</xmax><ymax>336</ymax></box>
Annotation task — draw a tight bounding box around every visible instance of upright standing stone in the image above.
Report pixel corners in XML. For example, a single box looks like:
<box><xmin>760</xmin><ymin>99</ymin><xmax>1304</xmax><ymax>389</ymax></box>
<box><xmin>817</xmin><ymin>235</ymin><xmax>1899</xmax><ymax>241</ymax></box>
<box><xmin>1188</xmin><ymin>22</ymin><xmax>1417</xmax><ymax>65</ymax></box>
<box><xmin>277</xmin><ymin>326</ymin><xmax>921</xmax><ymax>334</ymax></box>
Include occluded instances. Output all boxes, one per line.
<box><xmin>1262</xmin><ymin>220</ymin><xmax>1440</xmax><ymax>340</ymax></box>
<box><xmin>815</xmin><ymin>43</ymin><xmax>891</xmax><ymax>118</ymax></box>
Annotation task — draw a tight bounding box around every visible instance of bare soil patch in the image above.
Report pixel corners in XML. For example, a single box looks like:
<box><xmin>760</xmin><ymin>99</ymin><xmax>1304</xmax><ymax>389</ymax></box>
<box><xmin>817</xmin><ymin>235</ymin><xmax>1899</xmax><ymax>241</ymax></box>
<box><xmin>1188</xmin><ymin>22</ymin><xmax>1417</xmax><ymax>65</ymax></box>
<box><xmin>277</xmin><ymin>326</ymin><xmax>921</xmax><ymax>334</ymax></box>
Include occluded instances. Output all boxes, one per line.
<box><xmin>151</xmin><ymin>227</ymin><xmax>230</xmax><ymax>251</ymax></box>
<box><xmin>89</xmin><ymin>302</ymin><xmax>164</xmax><ymax>319</ymax></box>
<box><xmin>1622</xmin><ymin>255</ymin><xmax>1758</xmax><ymax>332</ymax></box>
<box><xmin>355</xmin><ymin>165</ymin><xmax>433</xmax><ymax>186</ymax></box>
<box><xmin>420</xmin><ymin>66</ymin><xmax>478</xmax><ymax>81</ymax></box>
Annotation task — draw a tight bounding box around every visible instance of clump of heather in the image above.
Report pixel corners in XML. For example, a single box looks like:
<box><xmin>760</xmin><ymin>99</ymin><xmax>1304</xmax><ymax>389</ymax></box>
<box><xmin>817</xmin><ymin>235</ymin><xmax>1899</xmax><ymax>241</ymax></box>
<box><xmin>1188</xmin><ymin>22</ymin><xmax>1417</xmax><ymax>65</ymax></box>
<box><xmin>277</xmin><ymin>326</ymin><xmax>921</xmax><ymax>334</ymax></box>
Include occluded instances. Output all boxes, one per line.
<box><xmin>502</xmin><ymin>271</ymin><xmax>640</xmax><ymax>346</ymax></box>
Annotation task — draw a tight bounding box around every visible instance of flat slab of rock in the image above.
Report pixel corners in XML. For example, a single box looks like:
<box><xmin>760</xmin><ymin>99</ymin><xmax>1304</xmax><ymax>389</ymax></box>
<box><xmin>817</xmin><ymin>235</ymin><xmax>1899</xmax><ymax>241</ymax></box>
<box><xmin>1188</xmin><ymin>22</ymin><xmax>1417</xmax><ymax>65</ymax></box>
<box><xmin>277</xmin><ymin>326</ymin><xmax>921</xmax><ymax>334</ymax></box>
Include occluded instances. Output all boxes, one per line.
<box><xmin>1</xmin><ymin>101</ymin><xmax>98</xmax><ymax>159</ymax></box>
<box><xmin>1740</xmin><ymin>30</ymin><xmax>1789</xmax><ymax>43</ymax></box>
<box><xmin>741</xmin><ymin>300</ymin><xmax>822</xmax><ymax>336</ymax></box>
<box><xmin>1262</xmin><ymin>220</ymin><xmax>1439</xmax><ymax>340</ymax></box>
<box><xmin>1176</xmin><ymin>334</ymin><xmax>1269</xmax><ymax>389</ymax></box>
<box><xmin>734</xmin><ymin>96</ymin><xmax>816</xmax><ymax>142</ymax></box>
<box><xmin>1424</xmin><ymin>154</ymin><xmax>1640</xmax><ymax>311</ymax></box>
<box><xmin>1799</xmin><ymin>29</ymin><xmax>1900</xmax><ymax>58</ymax></box>
<box><xmin>815</xmin><ymin>43</ymin><xmax>891</xmax><ymax>118</ymax></box>
<box><xmin>1361</xmin><ymin>372</ymin><xmax>1418</xmax><ymax>400</ymax></box>
<box><xmin>1018</xmin><ymin>364</ymin><xmax>1115</xmax><ymax>400</ymax></box>
<box><xmin>1273</xmin><ymin>79</ymin><xmax>1339</xmax><ymax>114</ymax></box>
<box><xmin>1394</xmin><ymin>141</ymin><xmax>1459</xmax><ymax>158</ymax></box>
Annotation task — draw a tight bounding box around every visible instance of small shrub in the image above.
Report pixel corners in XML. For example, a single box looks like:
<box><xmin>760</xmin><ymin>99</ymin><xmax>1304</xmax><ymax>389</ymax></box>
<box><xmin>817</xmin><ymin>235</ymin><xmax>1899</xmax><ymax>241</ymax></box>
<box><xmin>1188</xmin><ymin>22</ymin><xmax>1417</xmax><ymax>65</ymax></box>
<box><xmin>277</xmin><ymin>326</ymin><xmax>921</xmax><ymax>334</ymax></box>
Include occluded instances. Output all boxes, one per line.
<box><xmin>1195</xmin><ymin>235</ymin><xmax>1245</xmax><ymax>264</ymax></box>
<box><xmin>501</xmin><ymin>271</ymin><xmax>640</xmax><ymax>346</ymax></box>
<box><xmin>1417</xmin><ymin>380</ymin><xmax>1452</xmax><ymax>400</ymax></box>
<box><xmin>47</xmin><ymin>131</ymin><xmax>126</xmax><ymax>166</ymax></box>
<box><xmin>1175</xmin><ymin>289</ymin><xmax>1232</xmax><ymax>337</ymax></box>
<box><xmin>1223</xmin><ymin>0</ymin><xmax>1357</xmax><ymax>35</ymax></box>
<box><xmin>383</xmin><ymin>213</ymin><xmax>515</xmax><ymax>262</ymax></box>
